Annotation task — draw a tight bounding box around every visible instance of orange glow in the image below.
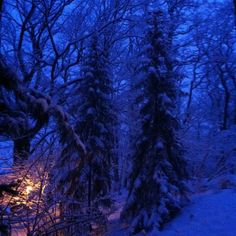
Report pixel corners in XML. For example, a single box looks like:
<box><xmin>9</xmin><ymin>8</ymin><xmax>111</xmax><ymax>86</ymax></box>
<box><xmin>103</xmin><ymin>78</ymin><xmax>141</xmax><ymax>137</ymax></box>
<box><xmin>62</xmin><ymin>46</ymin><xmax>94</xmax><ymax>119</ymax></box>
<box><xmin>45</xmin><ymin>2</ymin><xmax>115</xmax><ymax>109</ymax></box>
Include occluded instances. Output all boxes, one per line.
<box><xmin>26</xmin><ymin>185</ymin><xmax>33</xmax><ymax>195</ymax></box>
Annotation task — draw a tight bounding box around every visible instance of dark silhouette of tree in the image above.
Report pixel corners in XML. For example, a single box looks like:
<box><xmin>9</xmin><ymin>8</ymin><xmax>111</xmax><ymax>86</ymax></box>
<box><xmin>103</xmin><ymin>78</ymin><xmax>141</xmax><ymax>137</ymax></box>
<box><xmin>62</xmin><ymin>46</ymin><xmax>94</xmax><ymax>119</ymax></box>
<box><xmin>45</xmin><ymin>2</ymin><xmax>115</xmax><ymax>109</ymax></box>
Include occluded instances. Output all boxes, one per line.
<box><xmin>74</xmin><ymin>34</ymin><xmax>117</xmax><ymax>207</ymax></box>
<box><xmin>121</xmin><ymin>11</ymin><xmax>188</xmax><ymax>234</ymax></box>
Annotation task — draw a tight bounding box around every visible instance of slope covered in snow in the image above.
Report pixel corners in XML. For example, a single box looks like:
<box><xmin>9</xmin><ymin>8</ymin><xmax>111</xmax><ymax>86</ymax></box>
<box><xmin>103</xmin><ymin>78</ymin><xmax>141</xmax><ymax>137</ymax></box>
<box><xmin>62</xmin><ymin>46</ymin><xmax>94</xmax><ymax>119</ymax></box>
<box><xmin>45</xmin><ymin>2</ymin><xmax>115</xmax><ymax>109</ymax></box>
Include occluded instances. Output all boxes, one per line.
<box><xmin>155</xmin><ymin>189</ymin><xmax>236</xmax><ymax>236</ymax></box>
<box><xmin>107</xmin><ymin>189</ymin><xmax>236</xmax><ymax>236</ymax></box>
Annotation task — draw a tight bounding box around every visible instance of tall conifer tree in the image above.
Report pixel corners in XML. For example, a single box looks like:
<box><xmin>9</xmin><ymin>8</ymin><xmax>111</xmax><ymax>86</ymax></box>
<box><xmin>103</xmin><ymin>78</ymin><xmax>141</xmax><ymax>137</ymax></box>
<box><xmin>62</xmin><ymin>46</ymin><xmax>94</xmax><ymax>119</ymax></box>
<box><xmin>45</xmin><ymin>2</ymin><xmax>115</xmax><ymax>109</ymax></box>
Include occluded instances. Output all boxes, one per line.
<box><xmin>75</xmin><ymin>34</ymin><xmax>117</xmax><ymax>207</ymax></box>
<box><xmin>121</xmin><ymin>11</ymin><xmax>188</xmax><ymax>234</ymax></box>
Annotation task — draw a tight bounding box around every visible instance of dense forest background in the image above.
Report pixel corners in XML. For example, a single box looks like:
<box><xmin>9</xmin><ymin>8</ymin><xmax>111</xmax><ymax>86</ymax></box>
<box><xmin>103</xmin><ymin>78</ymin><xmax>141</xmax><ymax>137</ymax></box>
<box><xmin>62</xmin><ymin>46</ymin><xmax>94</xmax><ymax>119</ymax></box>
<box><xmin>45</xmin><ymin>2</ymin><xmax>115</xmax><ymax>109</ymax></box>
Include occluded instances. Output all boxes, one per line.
<box><xmin>0</xmin><ymin>0</ymin><xmax>236</xmax><ymax>235</ymax></box>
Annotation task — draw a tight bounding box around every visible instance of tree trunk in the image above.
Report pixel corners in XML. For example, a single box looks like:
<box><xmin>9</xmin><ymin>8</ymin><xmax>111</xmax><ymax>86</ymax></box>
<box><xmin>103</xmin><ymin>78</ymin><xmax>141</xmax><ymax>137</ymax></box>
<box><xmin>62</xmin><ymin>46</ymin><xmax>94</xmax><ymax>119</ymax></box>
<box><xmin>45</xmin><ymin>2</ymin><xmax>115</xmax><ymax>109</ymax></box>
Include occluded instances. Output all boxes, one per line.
<box><xmin>0</xmin><ymin>0</ymin><xmax>3</xmax><ymax>13</ymax></box>
<box><xmin>234</xmin><ymin>0</ymin><xmax>236</xmax><ymax>26</ymax></box>
<box><xmin>221</xmin><ymin>90</ymin><xmax>230</xmax><ymax>130</ymax></box>
<box><xmin>0</xmin><ymin>0</ymin><xmax>3</xmax><ymax>54</ymax></box>
<box><xmin>88</xmin><ymin>157</ymin><xmax>92</xmax><ymax>208</ymax></box>
<box><xmin>13</xmin><ymin>138</ymin><xmax>30</xmax><ymax>165</ymax></box>
<box><xmin>217</xmin><ymin>66</ymin><xmax>230</xmax><ymax>130</ymax></box>
<box><xmin>184</xmin><ymin>80</ymin><xmax>194</xmax><ymax>124</ymax></box>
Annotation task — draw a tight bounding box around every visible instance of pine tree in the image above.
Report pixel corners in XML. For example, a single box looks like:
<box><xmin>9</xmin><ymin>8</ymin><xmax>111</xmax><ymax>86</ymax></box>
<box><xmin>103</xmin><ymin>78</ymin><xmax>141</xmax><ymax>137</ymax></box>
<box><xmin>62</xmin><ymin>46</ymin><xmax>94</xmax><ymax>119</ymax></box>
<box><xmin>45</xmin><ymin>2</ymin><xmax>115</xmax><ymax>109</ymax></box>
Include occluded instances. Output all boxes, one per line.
<box><xmin>121</xmin><ymin>11</ymin><xmax>188</xmax><ymax>234</ymax></box>
<box><xmin>75</xmin><ymin>34</ymin><xmax>117</xmax><ymax>207</ymax></box>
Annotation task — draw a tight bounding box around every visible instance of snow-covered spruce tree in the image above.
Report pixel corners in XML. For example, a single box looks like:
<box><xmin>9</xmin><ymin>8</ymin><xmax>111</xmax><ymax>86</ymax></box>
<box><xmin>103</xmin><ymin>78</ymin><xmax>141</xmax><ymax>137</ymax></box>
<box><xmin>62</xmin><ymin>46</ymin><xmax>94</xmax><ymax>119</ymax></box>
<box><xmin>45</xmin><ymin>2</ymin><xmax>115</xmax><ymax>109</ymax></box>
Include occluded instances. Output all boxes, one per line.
<box><xmin>75</xmin><ymin>34</ymin><xmax>117</xmax><ymax>207</ymax></box>
<box><xmin>121</xmin><ymin>11</ymin><xmax>188</xmax><ymax>234</ymax></box>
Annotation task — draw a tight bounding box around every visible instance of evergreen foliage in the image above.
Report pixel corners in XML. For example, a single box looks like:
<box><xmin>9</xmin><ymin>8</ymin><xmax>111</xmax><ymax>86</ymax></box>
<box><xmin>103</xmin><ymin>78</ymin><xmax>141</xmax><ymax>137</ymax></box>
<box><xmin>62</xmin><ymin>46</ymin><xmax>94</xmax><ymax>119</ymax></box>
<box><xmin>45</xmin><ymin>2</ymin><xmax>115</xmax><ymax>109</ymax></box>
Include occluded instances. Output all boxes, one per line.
<box><xmin>121</xmin><ymin>11</ymin><xmax>188</xmax><ymax>234</ymax></box>
<box><xmin>75</xmin><ymin>34</ymin><xmax>117</xmax><ymax>207</ymax></box>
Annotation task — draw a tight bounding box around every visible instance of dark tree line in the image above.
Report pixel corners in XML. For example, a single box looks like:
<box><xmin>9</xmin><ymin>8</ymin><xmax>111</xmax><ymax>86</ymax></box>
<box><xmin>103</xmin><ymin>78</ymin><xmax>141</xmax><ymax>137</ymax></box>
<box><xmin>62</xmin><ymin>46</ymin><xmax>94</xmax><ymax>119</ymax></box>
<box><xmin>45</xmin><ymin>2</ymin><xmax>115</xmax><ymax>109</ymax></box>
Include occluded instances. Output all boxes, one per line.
<box><xmin>0</xmin><ymin>0</ymin><xmax>235</xmax><ymax>235</ymax></box>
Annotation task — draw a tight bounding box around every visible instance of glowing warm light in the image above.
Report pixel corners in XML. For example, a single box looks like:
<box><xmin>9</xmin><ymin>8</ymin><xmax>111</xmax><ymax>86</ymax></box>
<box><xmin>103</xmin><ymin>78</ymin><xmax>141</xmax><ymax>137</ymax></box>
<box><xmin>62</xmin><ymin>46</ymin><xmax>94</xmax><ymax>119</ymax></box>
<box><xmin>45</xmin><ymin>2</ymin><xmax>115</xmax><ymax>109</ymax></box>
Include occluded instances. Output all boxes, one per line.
<box><xmin>1</xmin><ymin>171</ymin><xmax>48</xmax><ymax>208</ymax></box>
<box><xmin>26</xmin><ymin>185</ymin><xmax>33</xmax><ymax>195</ymax></box>
<box><xmin>0</xmin><ymin>164</ymin><xmax>50</xmax><ymax>235</ymax></box>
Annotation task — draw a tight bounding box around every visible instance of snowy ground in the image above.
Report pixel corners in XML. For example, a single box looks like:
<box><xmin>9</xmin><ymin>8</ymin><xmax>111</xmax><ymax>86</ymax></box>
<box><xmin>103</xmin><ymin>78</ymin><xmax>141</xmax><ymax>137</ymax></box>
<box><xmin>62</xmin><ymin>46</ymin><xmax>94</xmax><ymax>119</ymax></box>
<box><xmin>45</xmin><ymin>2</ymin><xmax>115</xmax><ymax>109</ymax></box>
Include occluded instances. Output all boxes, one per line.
<box><xmin>107</xmin><ymin>189</ymin><xmax>236</xmax><ymax>236</ymax></box>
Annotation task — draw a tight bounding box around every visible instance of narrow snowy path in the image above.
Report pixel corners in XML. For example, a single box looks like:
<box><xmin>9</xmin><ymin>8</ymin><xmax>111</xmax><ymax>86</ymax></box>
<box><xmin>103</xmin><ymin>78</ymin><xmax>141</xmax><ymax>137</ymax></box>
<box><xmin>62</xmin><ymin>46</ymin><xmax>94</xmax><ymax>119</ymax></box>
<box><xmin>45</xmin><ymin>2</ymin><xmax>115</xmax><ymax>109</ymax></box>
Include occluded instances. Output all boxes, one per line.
<box><xmin>107</xmin><ymin>189</ymin><xmax>236</xmax><ymax>236</ymax></box>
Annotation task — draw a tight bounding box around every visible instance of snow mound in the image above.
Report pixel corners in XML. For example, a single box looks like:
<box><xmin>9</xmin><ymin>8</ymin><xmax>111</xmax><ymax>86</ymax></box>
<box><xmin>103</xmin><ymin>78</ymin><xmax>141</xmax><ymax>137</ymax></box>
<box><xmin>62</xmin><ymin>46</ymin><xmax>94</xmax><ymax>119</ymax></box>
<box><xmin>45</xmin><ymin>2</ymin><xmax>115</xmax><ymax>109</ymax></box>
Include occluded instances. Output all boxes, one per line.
<box><xmin>150</xmin><ymin>190</ymin><xmax>236</xmax><ymax>236</ymax></box>
<box><xmin>107</xmin><ymin>190</ymin><xmax>236</xmax><ymax>236</ymax></box>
